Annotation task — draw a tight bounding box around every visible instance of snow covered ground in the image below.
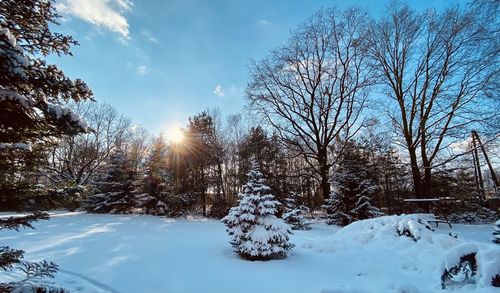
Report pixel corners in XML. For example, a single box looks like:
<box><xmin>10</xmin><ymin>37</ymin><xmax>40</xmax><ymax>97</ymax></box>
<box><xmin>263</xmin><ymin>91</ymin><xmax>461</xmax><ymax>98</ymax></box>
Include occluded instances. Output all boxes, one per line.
<box><xmin>0</xmin><ymin>212</ymin><xmax>498</xmax><ymax>293</ymax></box>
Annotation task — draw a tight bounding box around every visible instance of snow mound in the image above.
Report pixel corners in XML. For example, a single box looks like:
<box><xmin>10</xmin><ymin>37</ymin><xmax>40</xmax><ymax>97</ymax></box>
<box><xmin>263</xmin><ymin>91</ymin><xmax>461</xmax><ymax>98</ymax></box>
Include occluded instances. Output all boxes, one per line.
<box><xmin>441</xmin><ymin>242</ymin><xmax>500</xmax><ymax>288</ymax></box>
<box><xmin>312</xmin><ymin>215</ymin><xmax>452</xmax><ymax>252</ymax></box>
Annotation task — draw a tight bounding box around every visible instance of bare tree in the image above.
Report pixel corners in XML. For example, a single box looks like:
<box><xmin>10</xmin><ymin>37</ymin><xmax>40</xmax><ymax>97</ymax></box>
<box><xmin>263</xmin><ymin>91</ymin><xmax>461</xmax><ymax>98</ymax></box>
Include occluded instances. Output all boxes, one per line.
<box><xmin>368</xmin><ymin>1</ymin><xmax>499</xmax><ymax>198</ymax></box>
<box><xmin>125</xmin><ymin>125</ymin><xmax>151</xmax><ymax>178</ymax></box>
<box><xmin>45</xmin><ymin>102</ymin><xmax>131</xmax><ymax>185</ymax></box>
<box><xmin>247</xmin><ymin>7</ymin><xmax>374</xmax><ymax>200</ymax></box>
<box><xmin>207</xmin><ymin>108</ymin><xmax>227</xmax><ymax>201</ymax></box>
<box><xmin>223</xmin><ymin>114</ymin><xmax>247</xmax><ymax>203</ymax></box>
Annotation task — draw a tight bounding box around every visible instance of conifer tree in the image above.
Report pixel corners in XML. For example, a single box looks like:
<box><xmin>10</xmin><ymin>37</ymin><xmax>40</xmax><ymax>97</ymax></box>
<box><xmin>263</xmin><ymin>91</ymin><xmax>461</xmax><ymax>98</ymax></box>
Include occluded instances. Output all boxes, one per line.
<box><xmin>324</xmin><ymin>141</ymin><xmax>382</xmax><ymax>226</ymax></box>
<box><xmin>1</xmin><ymin>1</ymin><xmax>91</xmax><ymax>291</ymax></box>
<box><xmin>0</xmin><ymin>0</ymin><xmax>92</xmax><ymax>203</ymax></box>
<box><xmin>221</xmin><ymin>161</ymin><xmax>294</xmax><ymax>260</ymax></box>
<box><xmin>84</xmin><ymin>148</ymin><xmax>135</xmax><ymax>214</ymax></box>
<box><xmin>208</xmin><ymin>193</ymin><xmax>229</xmax><ymax>219</ymax></box>
<box><xmin>137</xmin><ymin>135</ymin><xmax>171</xmax><ymax>215</ymax></box>
<box><xmin>283</xmin><ymin>192</ymin><xmax>311</xmax><ymax>230</ymax></box>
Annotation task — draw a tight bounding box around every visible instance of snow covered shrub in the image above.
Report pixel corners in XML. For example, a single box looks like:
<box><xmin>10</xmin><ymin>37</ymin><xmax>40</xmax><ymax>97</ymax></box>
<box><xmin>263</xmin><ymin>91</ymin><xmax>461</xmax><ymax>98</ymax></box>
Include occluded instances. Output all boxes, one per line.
<box><xmin>324</xmin><ymin>142</ymin><xmax>383</xmax><ymax>226</ymax></box>
<box><xmin>448</xmin><ymin>206</ymin><xmax>498</xmax><ymax>225</ymax></box>
<box><xmin>396</xmin><ymin>218</ymin><xmax>434</xmax><ymax>242</ymax></box>
<box><xmin>441</xmin><ymin>252</ymin><xmax>477</xmax><ymax>288</ymax></box>
<box><xmin>492</xmin><ymin>219</ymin><xmax>500</xmax><ymax>244</ymax></box>
<box><xmin>221</xmin><ymin>163</ymin><xmax>294</xmax><ymax>260</ymax></box>
<box><xmin>441</xmin><ymin>243</ymin><xmax>500</xmax><ymax>289</ymax></box>
<box><xmin>314</xmin><ymin>215</ymin><xmax>442</xmax><ymax>250</ymax></box>
<box><xmin>283</xmin><ymin>192</ymin><xmax>311</xmax><ymax>230</ymax></box>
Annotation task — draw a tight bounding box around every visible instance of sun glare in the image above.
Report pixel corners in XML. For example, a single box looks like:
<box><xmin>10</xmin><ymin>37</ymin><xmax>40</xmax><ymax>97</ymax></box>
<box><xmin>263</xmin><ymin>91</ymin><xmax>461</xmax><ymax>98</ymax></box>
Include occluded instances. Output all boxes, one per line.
<box><xmin>167</xmin><ymin>125</ymin><xmax>185</xmax><ymax>144</ymax></box>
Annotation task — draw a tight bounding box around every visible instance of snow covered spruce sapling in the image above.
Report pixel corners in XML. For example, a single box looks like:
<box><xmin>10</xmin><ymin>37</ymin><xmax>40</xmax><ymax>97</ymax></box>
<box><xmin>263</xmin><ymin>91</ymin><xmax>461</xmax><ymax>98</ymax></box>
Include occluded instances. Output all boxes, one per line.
<box><xmin>283</xmin><ymin>192</ymin><xmax>311</xmax><ymax>230</ymax></box>
<box><xmin>221</xmin><ymin>162</ymin><xmax>294</xmax><ymax>260</ymax></box>
<box><xmin>493</xmin><ymin>219</ymin><xmax>500</xmax><ymax>244</ymax></box>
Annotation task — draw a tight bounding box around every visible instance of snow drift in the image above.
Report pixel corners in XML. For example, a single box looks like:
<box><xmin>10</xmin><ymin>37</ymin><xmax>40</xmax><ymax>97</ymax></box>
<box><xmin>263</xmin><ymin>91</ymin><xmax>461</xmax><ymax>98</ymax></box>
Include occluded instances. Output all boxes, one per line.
<box><xmin>306</xmin><ymin>215</ymin><xmax>500</xmax><ymax>291</ymax></box>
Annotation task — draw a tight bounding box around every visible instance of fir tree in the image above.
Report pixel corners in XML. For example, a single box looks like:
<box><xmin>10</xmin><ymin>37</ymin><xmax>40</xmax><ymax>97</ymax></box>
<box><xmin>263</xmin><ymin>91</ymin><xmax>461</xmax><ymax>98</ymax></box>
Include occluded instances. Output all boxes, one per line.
<box><xmin>137</xmin><ymin>135</ymin><xmax>172</xmax><ymax>215</ymax></box>
<box><xmin>324</xmin><ymin>141</ymin><xmax>382</xmax><ymax>226</ymax></box>
<box><xmin>1</xmin><ymin>1</ymin><xmax>91</xmax><ymax>291</ymax></box>
<box><xmin>84</xmin><ymin>148</ymin><xmax>135</xmax><ymax>214</ymax></box>
<box><xmin>208</xmin><ymin>193</ymin><xmax>229</xmax><ymax>219</ymax></box>
<box><xmin>493</xmin><ymin>219</ymin><xmax>500</xmax><ymax>244</ymax></box>
<box><xmin>283</xmin><ymin>192</ymin><xmax>311</xmax><ymax>230</ymax></box>
<box><xmin>0</xmin><ymin>0</ymin><xmax>93</xmax><ymax>204</ymax></box>
<box><xmin>221</xmin><ymin>162</ymin><xmax>294</xmax><ymax>260</ymax></box>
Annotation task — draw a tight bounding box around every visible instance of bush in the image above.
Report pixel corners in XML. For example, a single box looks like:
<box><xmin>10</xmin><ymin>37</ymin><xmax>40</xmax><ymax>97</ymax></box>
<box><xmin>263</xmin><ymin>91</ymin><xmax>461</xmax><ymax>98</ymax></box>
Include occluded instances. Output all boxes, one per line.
<box><xmin>441</xmin><ymin>243</ymin><xmax>500</xmax><ymax>289</ymax></box>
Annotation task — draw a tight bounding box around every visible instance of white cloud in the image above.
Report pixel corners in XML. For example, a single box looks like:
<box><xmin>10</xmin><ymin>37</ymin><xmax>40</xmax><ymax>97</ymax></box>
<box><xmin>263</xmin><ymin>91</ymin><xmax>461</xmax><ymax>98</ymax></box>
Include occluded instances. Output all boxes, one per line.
<box><xmin>214</xmin><ymin>84</ymin><xmax>225</xmax><ymax>97</ymax></box>
<box><xmin>115</xmin><ymin>0</ymin><xmax>133</xmax><ymax>11</ymax></box>
<box><xmin>213</xmin><ymin>84</ymin><xmax>243</xmax><ymax>98</ymax></box>
<box><xmin>116</xmin><ymin>36</ymin><xmax>131</xmax><ymax>45</ymax></box>
<box><xmin>137</xmin><ymin>65</ymin><xmax>147</xmax><ymax>75</ymax></box>
<box><xmin>450</xmin><ymin>138</ymin><xmax>471</xmax><ymax>153</ymax></box>
<box><xmin>141</xmin><ymin>29</ymin><xmax>158</xmax><ymax>43</ymax></box>
<box><xmin>258</xmin><ymin>19</ymin><xmax>271</xmax><ymax>26</ymax></box>
<box><xmin>56</xmin><ymin>0</ymin><xmax>133</xmax><ymax>38</ymax></box>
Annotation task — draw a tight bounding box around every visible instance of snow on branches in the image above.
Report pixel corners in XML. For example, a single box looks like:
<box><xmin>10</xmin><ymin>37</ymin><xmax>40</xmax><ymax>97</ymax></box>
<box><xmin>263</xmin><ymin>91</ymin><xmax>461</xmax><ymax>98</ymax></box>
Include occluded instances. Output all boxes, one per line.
<box><xmin>222</xmin><ymin>162</ymin><xmax>294</xmax><ymax>260</ymax></box>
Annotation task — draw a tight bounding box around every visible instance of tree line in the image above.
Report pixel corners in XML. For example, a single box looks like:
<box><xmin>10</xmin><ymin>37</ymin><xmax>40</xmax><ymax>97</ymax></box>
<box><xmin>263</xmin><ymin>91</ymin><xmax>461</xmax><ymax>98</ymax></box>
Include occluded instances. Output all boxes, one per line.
<box><xmin>1</xmin><ymin>0</ymin><xmax>499</xmax><ymax>218</ymax></box>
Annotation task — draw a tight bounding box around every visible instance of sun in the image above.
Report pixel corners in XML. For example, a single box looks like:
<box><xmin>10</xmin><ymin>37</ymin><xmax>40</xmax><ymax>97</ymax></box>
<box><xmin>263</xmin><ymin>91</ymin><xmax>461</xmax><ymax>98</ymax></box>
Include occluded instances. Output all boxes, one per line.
<box><xmin>167</xmin><ymin>125</ymin><xmax>185</xmax><ymax>144</ymax></box>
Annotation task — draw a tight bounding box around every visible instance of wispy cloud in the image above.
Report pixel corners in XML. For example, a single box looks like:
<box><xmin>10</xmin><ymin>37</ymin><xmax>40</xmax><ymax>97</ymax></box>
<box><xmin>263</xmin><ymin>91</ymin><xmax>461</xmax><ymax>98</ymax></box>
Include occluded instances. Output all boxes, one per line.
<box><xmin>214</xmin><ymin>84</ymin><xmax>224</xmax><ymax>97</ymax></box>
<box><xmin>214</xmin><ymin>84</ymin><xmax>242</xmax><ymax>98</ymax></box>
<box><xmin>115</xmin><ymin>0</ymin><xmax>133</xmax><ymax>11</ymax></box>
<box><xmin>137</xmin><ymin>65</ymin><xmax>148</xmax><ymax>75</ymax></box>
<box><xmin>258</xmin><ymin>19</ymin><xmax>271</xmax><ymax>26</ymax></box>
<box><xmin>56</xmin><ymin>0</ymin><xmax>133</xmax><ymax>38</ymax></box>
<box><xmin>141</xmin><ymin>29</ymin><xmax>158</xmax><ymax>43</ymax></box>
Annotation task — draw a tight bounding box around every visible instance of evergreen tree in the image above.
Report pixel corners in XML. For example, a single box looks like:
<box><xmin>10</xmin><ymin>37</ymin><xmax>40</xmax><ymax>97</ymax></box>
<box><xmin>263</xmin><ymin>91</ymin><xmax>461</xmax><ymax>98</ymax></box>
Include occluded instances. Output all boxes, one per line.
<box><xmin>221</xmin><ymin>162</ymin><xmax>294</xmax><ymax>260</ymax></box>
<box><xmin>283</xmin><ymin>192</ymin><xmax>311</xmax><ymax>230</ymax></box>
<box><xmin>239</xmin><ymin>127</ymin><xmax>288</xmax><ymax>203</ymax></box>
<box><xmin>84</xmin><ymin>149</ymin><xmax>135</xmax><ymax>214</ymax></box>
<box><xmin>208</xmin><ymin>193</ymin><xmax>229</xmax><ymax>219</ymax></box>
<box><xmin>137</xmin><ymin>135</ymin><xmax>171</xmax><ymax>215</ymax></box>
<box><xmin>0</xmin><ymin>0</ymin><xmax>93</xmax><ymax>204</ymax></box>
<box><xmin>324</xmin><ymin>141</ymin><xmax>382</xmax><ymax>226</ymax></box>
<box><xmin>1</xmin><ymin>1</ymin><xmax>91</xmax><ymax>290</ymax></box>
<box><xmin>493</xmin><ymin>219</ymin><xmax>500</xmax><ymax>244</ymax></box>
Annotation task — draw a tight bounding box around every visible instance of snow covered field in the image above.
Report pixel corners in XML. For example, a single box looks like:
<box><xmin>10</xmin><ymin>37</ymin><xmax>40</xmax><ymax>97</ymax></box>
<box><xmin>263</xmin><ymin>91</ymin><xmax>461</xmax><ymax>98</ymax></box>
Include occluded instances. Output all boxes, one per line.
<box><xmin>0</xmin><ymin>212</ymin><xmax>498</xmax><ymax>293</ymax></box>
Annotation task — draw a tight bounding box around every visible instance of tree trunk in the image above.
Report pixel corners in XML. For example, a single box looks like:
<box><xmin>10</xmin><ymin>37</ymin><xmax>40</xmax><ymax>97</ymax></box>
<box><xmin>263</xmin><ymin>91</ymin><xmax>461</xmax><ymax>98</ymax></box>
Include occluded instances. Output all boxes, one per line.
<box><xmin>422</xmin><ymin>164</ymin><xmax>432</xmax><ymax>198</ymax></box>
<box><xmin>200</xmin><ymin>166</ymin><xmax>206</xmax><ymax>217</ymax></box>
<box><xmin>384</xmin><ymin>173</ymin><xmax>392</xmax><ymax>214</ymax></box>
<box><xmin>217</xmin><ymin>159</ymin><xmax>226</xmax><ymax>199</ymax></box>
<box><xmin>408</xmin><ymin>147</ymin><xmax>424</xmax><ymax>199</ymax></box>
<box><xmin>318</xmin><ymin>149</ymin><xmax>330</xmax><ymax>201</ymax></box>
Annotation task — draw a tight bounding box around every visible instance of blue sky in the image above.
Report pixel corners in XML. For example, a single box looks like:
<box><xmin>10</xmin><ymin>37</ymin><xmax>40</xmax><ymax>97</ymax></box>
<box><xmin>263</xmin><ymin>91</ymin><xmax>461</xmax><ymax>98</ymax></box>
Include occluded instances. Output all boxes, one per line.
<box><xmin>50</xmin><ymin>0</ymin><xmax>460</xmax><ymax>134</ymax></box>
